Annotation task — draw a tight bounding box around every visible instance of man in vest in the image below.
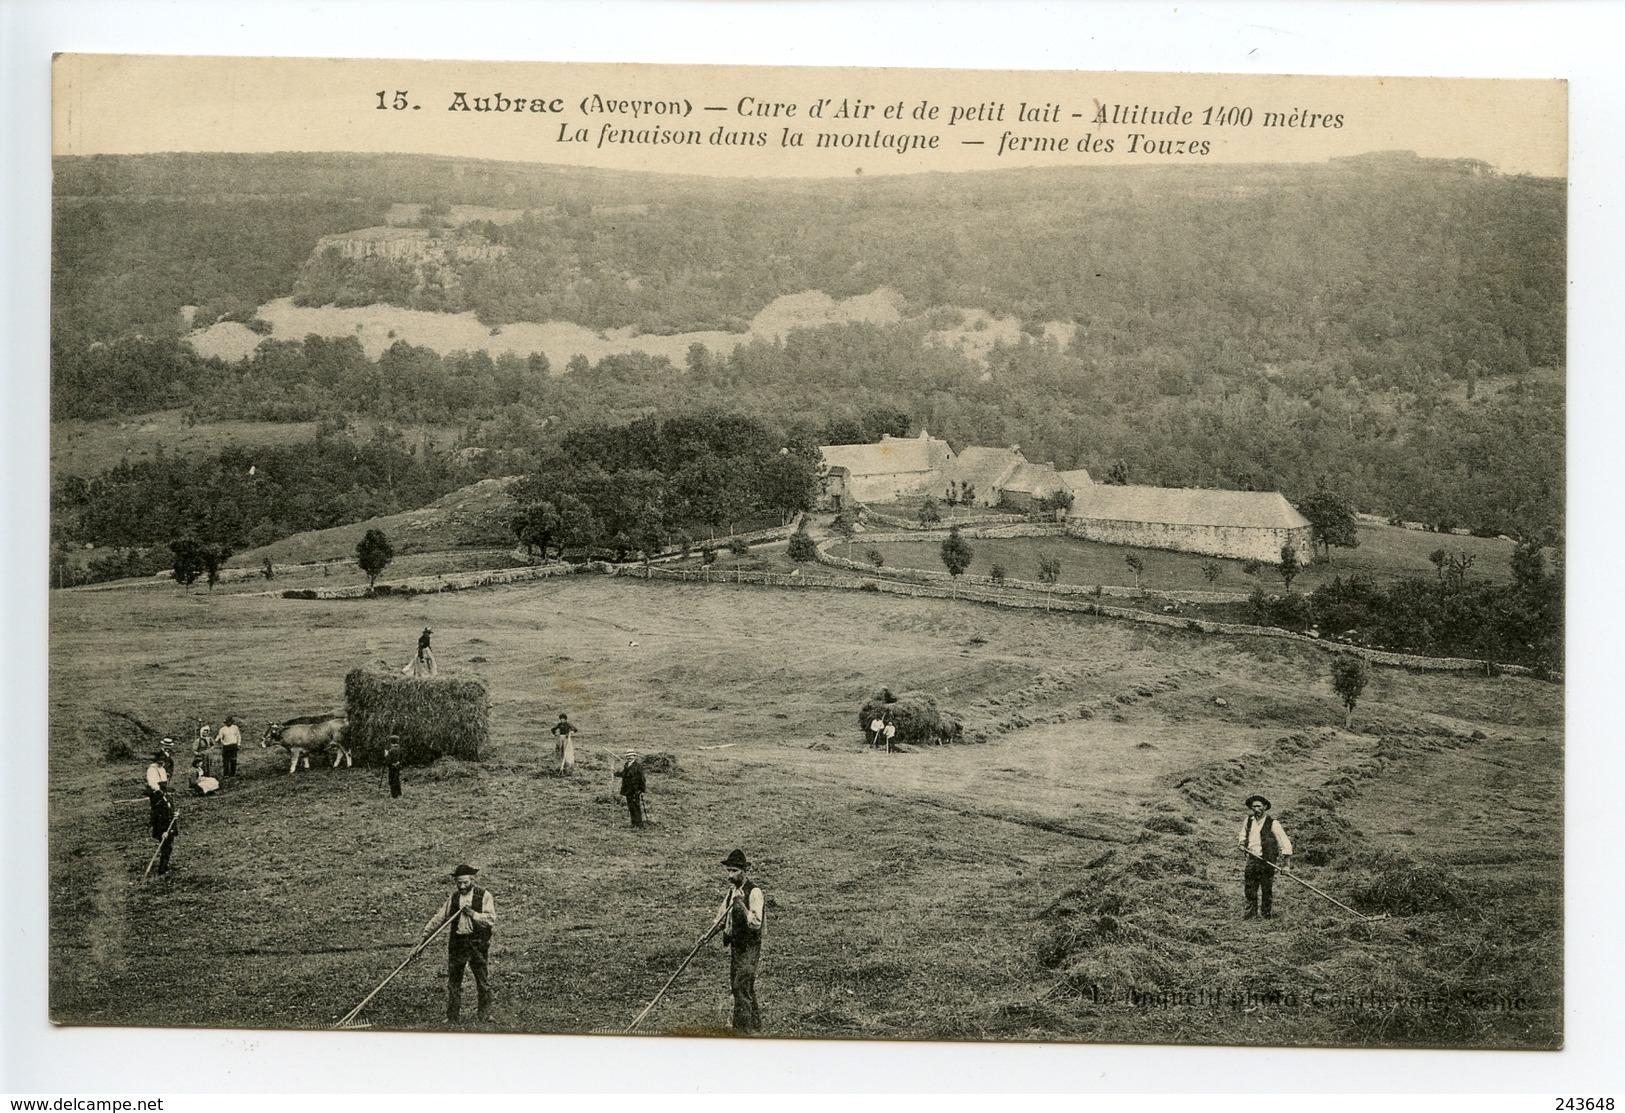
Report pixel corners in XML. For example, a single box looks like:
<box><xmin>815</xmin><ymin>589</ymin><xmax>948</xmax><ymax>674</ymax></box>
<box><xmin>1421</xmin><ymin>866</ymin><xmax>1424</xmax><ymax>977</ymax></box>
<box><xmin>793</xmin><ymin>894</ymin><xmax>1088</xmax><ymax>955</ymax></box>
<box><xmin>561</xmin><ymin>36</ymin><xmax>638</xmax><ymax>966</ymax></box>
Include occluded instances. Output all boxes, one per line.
<box><xmin>1238</xmin><ymin>794</ymin><xmax>1294</xmax><ymax>919</ymax></box>
<box><xmin>217</xmin><ymin>716</ymin><xmax>242</xmax><ymax>777</ymax></box>
<box><xmin>716</xmin><ymin>849</ymin><xmax>765</xmax><ymax>1033</ymax></box>
<box><xmin>148</xmin><ymin>782</ymin><xmax>179</xmax><ymax>875</ymax></box>
<box><xmin>616</xmin><ymin>750</ymin><xmax>646</xmax><ymax>828</ymax></box>
<box><xmin>421</xmin><ymin>863</ymin><xmax>496</xmax><ymax>1022</ymax></box>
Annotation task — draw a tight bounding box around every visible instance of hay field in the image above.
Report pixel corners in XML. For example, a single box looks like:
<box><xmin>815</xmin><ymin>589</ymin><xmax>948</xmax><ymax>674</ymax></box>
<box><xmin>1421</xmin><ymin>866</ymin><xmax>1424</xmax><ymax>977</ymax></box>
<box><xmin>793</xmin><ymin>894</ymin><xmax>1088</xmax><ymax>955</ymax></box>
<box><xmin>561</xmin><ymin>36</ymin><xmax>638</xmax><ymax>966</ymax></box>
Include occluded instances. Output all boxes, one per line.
<box><xmin>47</xmin><ymin>574</ymin><xmax>1561</xmax><ymax>1045</ymax></box>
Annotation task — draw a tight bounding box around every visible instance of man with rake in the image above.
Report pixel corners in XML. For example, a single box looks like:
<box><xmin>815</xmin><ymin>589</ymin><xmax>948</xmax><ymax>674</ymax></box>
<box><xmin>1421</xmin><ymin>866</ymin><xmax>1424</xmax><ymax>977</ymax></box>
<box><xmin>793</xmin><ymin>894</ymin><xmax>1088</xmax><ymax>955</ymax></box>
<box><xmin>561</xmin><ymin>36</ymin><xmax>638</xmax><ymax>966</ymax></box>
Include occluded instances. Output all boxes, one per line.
<box><xmin>420</xmin><ymin>864</ymin><xmax>497</xmax><ymax>1022</ymax></box>
<box><xmin>1238</xmin><ymin>793</ymin><xmax>1293</xmax><ymax>920</ymax></box>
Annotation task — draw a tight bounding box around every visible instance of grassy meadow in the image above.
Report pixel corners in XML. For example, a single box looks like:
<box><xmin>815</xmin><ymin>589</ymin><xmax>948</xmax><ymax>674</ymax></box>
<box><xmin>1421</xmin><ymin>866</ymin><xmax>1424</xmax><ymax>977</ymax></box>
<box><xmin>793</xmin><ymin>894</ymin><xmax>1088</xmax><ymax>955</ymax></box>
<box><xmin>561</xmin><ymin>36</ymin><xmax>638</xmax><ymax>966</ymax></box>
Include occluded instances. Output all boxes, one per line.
<box><xmin>862</xmin><ymin>522</ymin><xmax>1518</xmax><ymax>595</ymax></box>
<box><xmin>48</xmin><ymin>571</ymin><xmax>1560</xmax><ymax>1046</ymax></box>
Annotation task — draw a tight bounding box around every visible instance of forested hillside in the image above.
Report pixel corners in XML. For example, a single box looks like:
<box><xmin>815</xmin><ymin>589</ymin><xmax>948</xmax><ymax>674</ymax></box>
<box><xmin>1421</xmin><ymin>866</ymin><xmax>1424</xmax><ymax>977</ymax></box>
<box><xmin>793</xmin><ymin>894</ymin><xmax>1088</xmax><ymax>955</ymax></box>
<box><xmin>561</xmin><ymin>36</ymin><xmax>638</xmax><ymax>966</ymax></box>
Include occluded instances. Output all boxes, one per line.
<box><xmin>50</xmin><ymin>151</ymin><xmax>1565</xmax><ymax>545</ymax></box>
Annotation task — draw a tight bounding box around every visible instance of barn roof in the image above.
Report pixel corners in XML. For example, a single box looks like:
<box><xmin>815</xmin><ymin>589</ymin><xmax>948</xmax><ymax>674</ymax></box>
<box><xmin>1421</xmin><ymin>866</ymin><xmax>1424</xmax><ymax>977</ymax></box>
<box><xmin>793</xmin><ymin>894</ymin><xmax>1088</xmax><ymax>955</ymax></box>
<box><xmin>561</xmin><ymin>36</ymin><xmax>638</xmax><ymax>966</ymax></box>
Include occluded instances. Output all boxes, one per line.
<box><xmin>1000</xmin><ymin>462</ymin><xmax>1063</xmax><ymax>494</ymax></box>
<box><xmin>947</xmin><ymin>446</ymin><xmax>1023</xmax><ymax>491</ymax></box>
<box><xmin>820</xmin><ymin>433</ymin><xmax>953</xmax><ymax>477</ymax></box>
<box><xmin>1056</xmin><ymin>469</ymin><xmax>1094</xmax><ymax>492</ymax></box>
<box><xmin>1071</xmin><ymin>486</ymin><xmax>1310</xmax><ymax>529</ymax></box>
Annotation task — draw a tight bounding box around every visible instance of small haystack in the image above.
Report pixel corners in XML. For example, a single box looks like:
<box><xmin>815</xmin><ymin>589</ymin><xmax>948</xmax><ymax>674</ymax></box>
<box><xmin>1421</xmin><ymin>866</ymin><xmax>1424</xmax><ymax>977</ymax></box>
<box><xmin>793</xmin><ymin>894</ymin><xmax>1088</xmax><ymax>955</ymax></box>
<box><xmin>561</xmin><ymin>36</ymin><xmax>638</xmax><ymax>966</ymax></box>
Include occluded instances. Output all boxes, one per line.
<box><xmin>344</xmin><ymin>666</ymin><xmax>488</xmax><ymax>765</ymax></box>
<box><xmin>857</xmin><ymin>689</ymin><xmax>963</xmax><ymax>746</ymax></box>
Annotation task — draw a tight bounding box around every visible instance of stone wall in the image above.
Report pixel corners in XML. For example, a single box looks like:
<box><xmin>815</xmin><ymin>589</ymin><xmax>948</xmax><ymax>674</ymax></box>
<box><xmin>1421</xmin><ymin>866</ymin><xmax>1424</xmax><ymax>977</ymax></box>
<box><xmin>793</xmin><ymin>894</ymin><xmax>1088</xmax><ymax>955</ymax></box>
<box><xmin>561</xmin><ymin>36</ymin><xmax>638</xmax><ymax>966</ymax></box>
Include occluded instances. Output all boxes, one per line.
<box><xmin>1065</xmin><ymin>517</ymin><xmax>1315</xmax><ymax>564</ymax></box>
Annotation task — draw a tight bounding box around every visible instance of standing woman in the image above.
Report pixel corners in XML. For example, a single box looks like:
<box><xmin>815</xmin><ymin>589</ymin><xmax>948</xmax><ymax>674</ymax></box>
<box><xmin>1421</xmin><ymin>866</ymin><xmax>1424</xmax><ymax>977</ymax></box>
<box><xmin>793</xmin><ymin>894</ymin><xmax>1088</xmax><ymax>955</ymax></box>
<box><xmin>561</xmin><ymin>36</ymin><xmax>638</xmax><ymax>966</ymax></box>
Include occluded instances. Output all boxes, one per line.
<box><xmin>193</xmin><ymin>723</ymin><xmax>214</xmax><ymax>778</ymax></box>
<box><xmin>550</xmin><ymin>712</ymin><xmax>578</xmax><ymax>776</ymax></box>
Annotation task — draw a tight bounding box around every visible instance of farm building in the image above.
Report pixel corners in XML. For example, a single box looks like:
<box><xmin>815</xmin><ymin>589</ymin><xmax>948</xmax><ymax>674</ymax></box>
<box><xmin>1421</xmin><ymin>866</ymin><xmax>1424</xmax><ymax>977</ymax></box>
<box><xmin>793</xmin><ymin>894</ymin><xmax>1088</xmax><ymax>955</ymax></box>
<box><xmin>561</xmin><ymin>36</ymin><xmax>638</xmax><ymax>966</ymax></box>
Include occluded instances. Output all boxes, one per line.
<box><xmin>998</xmin><ymin>461</ymin><xmax>1070</xmax><ymax>511</ymax></box>
<box><xmin>820</xmin><ymin>431</ymin><xmax>956</xmax><ymax>509</ymax></box>
<box><xmin>1064</xmin><ymin>485</ymin><xmax>1314</xmax><ymax>563</ymax></box>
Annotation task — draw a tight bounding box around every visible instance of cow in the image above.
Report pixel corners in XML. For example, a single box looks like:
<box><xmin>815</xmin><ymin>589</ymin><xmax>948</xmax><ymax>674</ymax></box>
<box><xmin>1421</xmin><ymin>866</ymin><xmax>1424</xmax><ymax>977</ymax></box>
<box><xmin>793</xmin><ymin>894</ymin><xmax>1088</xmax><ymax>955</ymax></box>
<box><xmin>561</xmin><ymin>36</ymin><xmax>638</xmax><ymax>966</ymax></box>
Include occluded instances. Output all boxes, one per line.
<box><xmin>262</xmin><ymin>715</ymin><xmax>353</xmax><ymax>774</ymax></box>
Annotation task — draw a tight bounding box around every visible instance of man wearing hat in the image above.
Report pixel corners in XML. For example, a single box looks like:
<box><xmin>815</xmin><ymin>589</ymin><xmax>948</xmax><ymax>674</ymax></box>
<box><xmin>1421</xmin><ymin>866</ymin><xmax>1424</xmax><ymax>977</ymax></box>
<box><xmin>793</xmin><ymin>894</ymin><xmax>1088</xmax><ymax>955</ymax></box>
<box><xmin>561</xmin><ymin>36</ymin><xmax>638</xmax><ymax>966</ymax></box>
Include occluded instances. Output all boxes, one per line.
<box><xmin>716</xmin><ymin>850</ymin><xmax>765</xmax><ymax>1033</ymax></box>
<box><xmin>145</xmin><ymin>747</ymin><xmax>172</xmax><ymax>795</ymax></box>
<box><xmin>217</xmin><ymin>716</ymin><xmax>242</xmax><ymax>777</ymax></box>
<box><xmin>616</xmin><ymin>750</ymin><xmax>647</xmax><ymax>828</ymax></box>
<box><xmin>384</xmin><ymin>735</ymin><xmax>404</xmax><ymax>799</ymax></box>
<box><xmin>148</xmin><ymin>781</ymin><xmax>179</xmax><ymax>875</ymax></box>
<box><xmin>1238</xmin><ymin>794</ymin><xmax>1294</xmax><ymax>919</ymax></box>
<box><xmin>421</xmin><ymin>864</ymin><xmax>497</xmax><ymax>1022</ymax></box>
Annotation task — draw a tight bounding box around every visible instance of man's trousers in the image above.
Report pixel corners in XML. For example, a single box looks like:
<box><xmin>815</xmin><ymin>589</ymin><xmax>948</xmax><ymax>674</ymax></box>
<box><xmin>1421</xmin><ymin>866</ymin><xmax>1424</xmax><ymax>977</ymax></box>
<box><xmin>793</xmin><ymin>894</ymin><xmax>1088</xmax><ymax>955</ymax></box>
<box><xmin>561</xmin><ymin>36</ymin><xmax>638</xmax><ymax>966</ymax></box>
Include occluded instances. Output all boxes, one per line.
<box><xmin>447</xmin><ymin>935</ymin><xmax>492</xmax><ymax>1020</ymax></box>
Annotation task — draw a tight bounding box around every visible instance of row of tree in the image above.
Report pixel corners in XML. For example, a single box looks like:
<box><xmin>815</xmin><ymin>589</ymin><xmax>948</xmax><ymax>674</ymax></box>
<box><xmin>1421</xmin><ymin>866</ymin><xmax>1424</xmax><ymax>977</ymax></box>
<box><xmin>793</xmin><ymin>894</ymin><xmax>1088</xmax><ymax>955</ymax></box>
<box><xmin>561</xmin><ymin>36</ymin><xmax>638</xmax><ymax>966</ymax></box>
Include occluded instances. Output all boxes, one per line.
<box><xmin>508</xmin><ymin>412</ymin><xmax>820</xmax><ymax>561</ymax></box>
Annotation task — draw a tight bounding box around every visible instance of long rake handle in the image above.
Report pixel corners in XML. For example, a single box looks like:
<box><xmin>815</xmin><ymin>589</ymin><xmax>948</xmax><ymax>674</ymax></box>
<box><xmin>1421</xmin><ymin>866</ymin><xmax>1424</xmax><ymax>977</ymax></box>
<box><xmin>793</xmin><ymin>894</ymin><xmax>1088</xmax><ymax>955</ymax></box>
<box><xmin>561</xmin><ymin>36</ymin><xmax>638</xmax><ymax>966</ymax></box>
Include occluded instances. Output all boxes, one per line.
<box><xmin>333</xmin><ymin>912</ymin><xmax>455</xmax><ymax>1029</ymax></box>
<box><xmin>1245</xmin><ymin>848</ymin><xmax>1375</xmax><ymax>919</ymax></box>
<box><xmin>626</xmin><ymin>914</ymin><xmax>725</xmax><ymax>1033</ymax></box>
<box><xmin>142</xmin><ymin>808</ymin><xmax>180</xmax><ymax>880</ymax></box>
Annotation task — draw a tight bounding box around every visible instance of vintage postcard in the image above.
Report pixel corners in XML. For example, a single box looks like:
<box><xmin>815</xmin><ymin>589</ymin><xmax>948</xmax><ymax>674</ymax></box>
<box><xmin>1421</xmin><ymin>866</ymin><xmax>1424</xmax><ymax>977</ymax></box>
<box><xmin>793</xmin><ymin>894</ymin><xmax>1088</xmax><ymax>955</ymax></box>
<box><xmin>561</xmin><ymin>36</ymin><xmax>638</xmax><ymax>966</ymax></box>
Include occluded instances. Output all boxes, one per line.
<box><xmin>48</xmin><ymin>55</ymin><xmax>1565</xmax><ymax>1052</ymax></box>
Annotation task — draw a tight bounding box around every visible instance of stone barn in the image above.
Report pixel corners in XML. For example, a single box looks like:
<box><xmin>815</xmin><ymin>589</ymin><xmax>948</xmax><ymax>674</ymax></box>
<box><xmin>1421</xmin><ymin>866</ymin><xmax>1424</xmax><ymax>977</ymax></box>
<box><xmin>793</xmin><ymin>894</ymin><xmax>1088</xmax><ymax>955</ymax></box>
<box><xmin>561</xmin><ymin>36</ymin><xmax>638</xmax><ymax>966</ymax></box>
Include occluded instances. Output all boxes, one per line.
<box><xmin>820</xmin><ymin>431</ymin><xmax>956</xmax><ymax>509</ymax></box>
<box><xmin>1066</xmin><ymin>485</ymin><xmax>1313</xmax><ymax>563</ymax></box>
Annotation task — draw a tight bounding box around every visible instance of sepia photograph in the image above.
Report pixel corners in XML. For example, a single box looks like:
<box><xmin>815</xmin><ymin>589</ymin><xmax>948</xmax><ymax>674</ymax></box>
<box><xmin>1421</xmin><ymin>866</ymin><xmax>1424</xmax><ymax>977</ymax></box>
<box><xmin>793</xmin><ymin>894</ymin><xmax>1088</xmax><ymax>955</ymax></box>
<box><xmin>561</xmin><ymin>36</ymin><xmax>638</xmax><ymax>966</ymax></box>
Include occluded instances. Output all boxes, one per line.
<box><xmin>40</xmin><ymin>53</ymin><xmax>1570</xmax><ymax>1056</ymax></box>
<box><xmin>10</xmin><ymin>2</ymin><xmax>1621</xmax><ymax>1092</ymax></box>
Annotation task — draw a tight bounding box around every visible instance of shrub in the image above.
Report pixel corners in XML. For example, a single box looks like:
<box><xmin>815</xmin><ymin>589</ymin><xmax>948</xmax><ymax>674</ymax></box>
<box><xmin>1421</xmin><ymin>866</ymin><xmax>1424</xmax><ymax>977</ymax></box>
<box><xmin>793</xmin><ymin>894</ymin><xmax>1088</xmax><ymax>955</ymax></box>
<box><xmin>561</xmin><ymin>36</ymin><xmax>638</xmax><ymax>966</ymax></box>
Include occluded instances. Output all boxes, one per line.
<box><xmin>282</xmin><ymin>589</ymin><xmax>320</xmax><ymax>600</ymax></box>
<box><xmin>728</xmin><ymin>537</ymin><xmax>750</xmax><ymax>556</ymax></box>
<box><xmin>345</xmin><ymin>666</ymin><xmax>489</xmax><ymax>764</ymax></box>
<box><xmin>989</xmin><ymin>563</ymin><xmax>1007</xmax><ymax>586</ymax></box>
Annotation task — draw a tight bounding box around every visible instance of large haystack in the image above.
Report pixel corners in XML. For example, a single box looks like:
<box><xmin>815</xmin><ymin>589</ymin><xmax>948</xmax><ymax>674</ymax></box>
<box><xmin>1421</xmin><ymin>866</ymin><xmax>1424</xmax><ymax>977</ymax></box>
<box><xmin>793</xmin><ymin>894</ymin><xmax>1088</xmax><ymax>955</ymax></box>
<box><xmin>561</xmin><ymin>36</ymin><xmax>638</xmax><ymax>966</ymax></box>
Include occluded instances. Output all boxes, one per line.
<box><xmin>857</xmin><ymin>689</ymin><xmax>963</xmax><ymax>746</ymax></box>
<box><xmin>344</xmin><ymin>666</ymin><xmax>488</xmax><ymax>764</ymax></box>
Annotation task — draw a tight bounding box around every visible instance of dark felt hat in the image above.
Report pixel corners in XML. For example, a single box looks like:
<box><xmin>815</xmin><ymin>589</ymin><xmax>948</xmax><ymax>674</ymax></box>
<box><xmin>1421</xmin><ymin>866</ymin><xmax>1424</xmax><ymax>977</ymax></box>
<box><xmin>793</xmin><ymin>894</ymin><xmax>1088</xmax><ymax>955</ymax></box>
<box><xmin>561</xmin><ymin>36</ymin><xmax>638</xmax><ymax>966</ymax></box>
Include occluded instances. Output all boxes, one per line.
<box><xmin>721</xmin><ymin>849</ymin><xmax>750</xmax><ymax>870</ymax></box>
<box><xmin>1245</xmin><ymin>794</ymin><xmax>1271</xmax><ymax>810</ymax></box>
<box><xmin>452</xmin><ymin>863</ymin><xmax>479</xmax><ymax>878</ymax></box>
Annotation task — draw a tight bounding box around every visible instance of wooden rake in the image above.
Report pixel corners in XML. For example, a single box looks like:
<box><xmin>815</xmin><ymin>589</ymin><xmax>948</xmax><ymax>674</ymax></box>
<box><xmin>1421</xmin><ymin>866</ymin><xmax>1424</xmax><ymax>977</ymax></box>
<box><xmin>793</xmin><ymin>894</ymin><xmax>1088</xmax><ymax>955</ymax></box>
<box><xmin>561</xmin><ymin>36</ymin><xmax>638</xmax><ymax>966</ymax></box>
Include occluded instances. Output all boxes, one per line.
<box><xmin>1245</xmin><ymin>848</ymin><xmax>1389</xmax><ymax>922</ymax></box>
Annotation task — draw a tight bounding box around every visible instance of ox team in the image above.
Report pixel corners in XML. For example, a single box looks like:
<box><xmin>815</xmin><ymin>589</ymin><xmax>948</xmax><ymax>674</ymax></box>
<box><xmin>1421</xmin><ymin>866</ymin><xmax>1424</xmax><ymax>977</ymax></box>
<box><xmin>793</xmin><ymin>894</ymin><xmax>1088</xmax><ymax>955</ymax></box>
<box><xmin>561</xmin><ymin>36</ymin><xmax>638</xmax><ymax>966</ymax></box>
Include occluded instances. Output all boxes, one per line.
<box><xmin>136</xmin><ymin>628</ymin><xmax>767</xmax><ymax>1035</ymax></box>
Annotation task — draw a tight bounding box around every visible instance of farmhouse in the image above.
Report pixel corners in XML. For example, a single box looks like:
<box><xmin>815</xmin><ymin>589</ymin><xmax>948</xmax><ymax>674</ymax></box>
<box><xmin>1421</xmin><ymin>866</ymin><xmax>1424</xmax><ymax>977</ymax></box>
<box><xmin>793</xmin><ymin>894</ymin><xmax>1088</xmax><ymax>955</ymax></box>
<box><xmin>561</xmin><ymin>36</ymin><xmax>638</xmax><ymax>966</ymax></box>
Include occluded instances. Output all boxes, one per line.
<box><xmin>1064</xmin><ymin>484</ymin><xmax>1313</xmax><ymax>563</ymax></box>
<box><xmin>820</xmin><ymin>431</ymin><xmax>955</xmax><ymax>509</ymax></box>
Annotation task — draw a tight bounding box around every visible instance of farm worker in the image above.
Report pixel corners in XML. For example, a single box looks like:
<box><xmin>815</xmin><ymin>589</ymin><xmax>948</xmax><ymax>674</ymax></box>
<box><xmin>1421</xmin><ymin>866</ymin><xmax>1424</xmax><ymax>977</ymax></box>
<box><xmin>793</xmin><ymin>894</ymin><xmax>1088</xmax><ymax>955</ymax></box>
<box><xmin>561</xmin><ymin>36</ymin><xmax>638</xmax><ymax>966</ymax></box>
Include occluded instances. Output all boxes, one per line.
<box><xmin>550</xmin><ymin>712</ymin><xmax>578</xmax><ymax>776</ymax></box>
<box><xmin>217</xmin><ymin>716</ymin><xmax>242</xmax><ymax>777</ymax></box>
<box><xmin>717</xmin><ymin>849</ymin><xmax>765</xmax><ymax>1033</ymax></box>
<box><xmin>384</xmin><ymin>735</ymin><xmax>404</xmax><ymax>799</ymax></box>
<box><xmin>188</xmin><ymin>755</ymin><xmax>219</xmax><ymax>796</ymax></box>
<box><xmin>144</xmin><ymin>748</ymin><xmax>170</xmax><ymax>794</ymax></box>
<box><xmin>148</xmin><ymin>784</ymin><xmax>179</xmax><ymax>875</ymax></box>
<box><xmin>868</xmin><ymin>715</ymin><xmax>885</xmax><ymax>746</ymax></box>
<box><xmin>883</xmin><ymin>720</ymin><xmax>897</xmax><ymax>753</ymax></box>
<box><xmin>421</xmin><ymin>864</ymin><xmax>496</xmax><ymax>1023</ymax></box>
<box><xmin>158</xmin><ymin>738</ymin><xmax>176</xmax><ymax>777</ymax></box>
<box><xmin>412</xmin><ymin>628</ymin><xmax>436</xmax><ymax>677</ymax></box>
<box><xmin>616</xmin><ymin>750</ymin><xmax>647</xmax><ymax>828</ymax></box>
<box><xmin>1238</xmin><ymin>794</ymin><xmax>1294</xmax><ymax>920</ymax></box>
<box><xmin>193</xmin><ymin>725</ymin><xmax>214</xmax><ymax>778</ymax></box>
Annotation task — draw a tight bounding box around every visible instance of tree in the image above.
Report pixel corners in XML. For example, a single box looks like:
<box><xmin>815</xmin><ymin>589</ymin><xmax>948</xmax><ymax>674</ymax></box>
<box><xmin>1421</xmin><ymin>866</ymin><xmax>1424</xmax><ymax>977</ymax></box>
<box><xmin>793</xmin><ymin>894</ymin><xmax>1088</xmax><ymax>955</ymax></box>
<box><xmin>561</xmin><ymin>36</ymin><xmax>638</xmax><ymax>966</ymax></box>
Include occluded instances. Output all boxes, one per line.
<box><xmin>940</xmin><ymin>526</ymin><xmax>973</xmax><ymax>593</ymax></box>
<box><xmin>787</xmin><ymin>527</ymin><xmax>818</xmax><ymax>563</ymax></box>
<box><xmin>867</xmin><ymin>547</ymin><xmax>885</xmax><ymax>569</ymax></box>
<box><xmin>959</xmin><ymin>482</ymin><xmax>976</xmax><ymax>507</ymax></box>
<box><xmin>169</xmin><ymin>537</ymin><xmax>207</xmax><ymax>591</ymax></box>
<box><xmin>1036</xmin><ymin>552</ymin><xmax>1062</xmax><ymax>610</ymax></box>
<box><xmin>1279</xmin><ymin>542</ymin><xmax>1302</xmax><ymax>591</ymax></box>
<box><xmin>202</xmin><ymin>545</ymin><xmax>232</xmax><ymax>592</ymax></box>
<box><xmin>1429</xmin><ymin>547</ymin><xmax>1449</xmax><ymax>581</ymax></box>
<box><xmin>1200</xmin><ymin>560</ymin><xmax>1222</xmax><ymax>587</ymax></box>
<box><xmin>1035</xmin><ymin>489</ymin><xmax>1074</xmax><ymax>521</ymax></box>
<box><xmin>1330</xmin><ymin>655</ymin><xmax>1370</xmax><ymax>730</ymax></box>
<box><xmin>356</xmin><ymin>529</ymin><xmax>395</xmax><ymax>590</ymax></box>
<box><xmin>989</xmin><ymin>562</ymin><xmax>1007</xmax><ymax>586</ymax></box>
<box><xmin>1125</xmin><ymin>553</ymin><xmax>1145</xmax><ymax>592</ymax></box>
<box><xmin>830</xmin><ymin>512</ymin><xmax>857</xmax><ymax>559</ymax></box>
<box><xmin>1298</xmin><ymin>481</ymin><xmax>1359</xmax><ymax>562</ymax></box>
<box><xmin>1106</xmin><ymin>462</ymin><xmax>1130</xmax><ymax>486</ymax></box>
<box><xmin>917</xmin><ymin>495</ymin><xmax>942</xmax><ymax>528</ymax></box>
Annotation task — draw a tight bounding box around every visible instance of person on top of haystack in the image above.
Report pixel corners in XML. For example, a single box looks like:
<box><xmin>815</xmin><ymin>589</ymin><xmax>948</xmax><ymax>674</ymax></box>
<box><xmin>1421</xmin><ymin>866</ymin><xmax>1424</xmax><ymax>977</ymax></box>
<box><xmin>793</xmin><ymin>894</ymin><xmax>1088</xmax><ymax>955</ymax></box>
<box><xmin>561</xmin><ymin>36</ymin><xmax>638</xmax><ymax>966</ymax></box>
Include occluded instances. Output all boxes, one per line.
<box><xmin>717</xmin><ymin>849</ymin><xmax>765</xmax><ymax>1034</ymax></box>
<box><xmin>216</xmin><ymin>715</ymin><xmax>243</xmax><ymax>777</ymax></box>
<box><xmin>420</xmin><ymin>863</ymin><xmax>496</xmax><ymax>1023</ymax></box>
<box><xmin>615</xmin><ymin>750</ymin><xmax>647</xmax><ymax>828</ymax></box>
<box><xmin>409</xmin><ymin>627</ymin><xmax>436</xmax><ymax>677</ymax></box>
<box><xmin>551</xmin><ymin>712</ymin><xmax>578</xmax><ymax>776</ymax></box>
<box><xmin>1238</xmin><ymin>793</ymin><xmax>1294</xmax><ymax>920</ymax></box>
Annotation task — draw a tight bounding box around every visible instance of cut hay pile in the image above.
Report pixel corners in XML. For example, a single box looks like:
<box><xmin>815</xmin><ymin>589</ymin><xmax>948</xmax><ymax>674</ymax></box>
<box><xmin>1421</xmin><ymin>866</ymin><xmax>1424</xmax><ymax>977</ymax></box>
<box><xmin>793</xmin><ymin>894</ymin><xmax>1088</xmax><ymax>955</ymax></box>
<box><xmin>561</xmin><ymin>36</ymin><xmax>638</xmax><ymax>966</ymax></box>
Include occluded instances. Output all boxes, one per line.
<box><xmin>857</xmin><ymin>689</ymin><xmax>964</xmax><ymax>746</ymax></box>
<box><xmin>344</xmin><ymin>666</ymin><xmax>488</xmax><ymax>765</ymax></box>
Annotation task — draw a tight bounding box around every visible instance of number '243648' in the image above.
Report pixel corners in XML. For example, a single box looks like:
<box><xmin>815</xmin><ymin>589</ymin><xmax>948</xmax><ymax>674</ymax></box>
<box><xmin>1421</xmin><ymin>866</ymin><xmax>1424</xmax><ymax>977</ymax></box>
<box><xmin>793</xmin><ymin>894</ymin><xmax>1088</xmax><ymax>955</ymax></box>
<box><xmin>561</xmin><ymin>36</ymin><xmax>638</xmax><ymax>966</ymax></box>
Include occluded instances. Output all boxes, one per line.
<box><xmin>1555</xmin><ymin>1100</ymin><xmax>1613</xmax><ymax>1110</ymax></box>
